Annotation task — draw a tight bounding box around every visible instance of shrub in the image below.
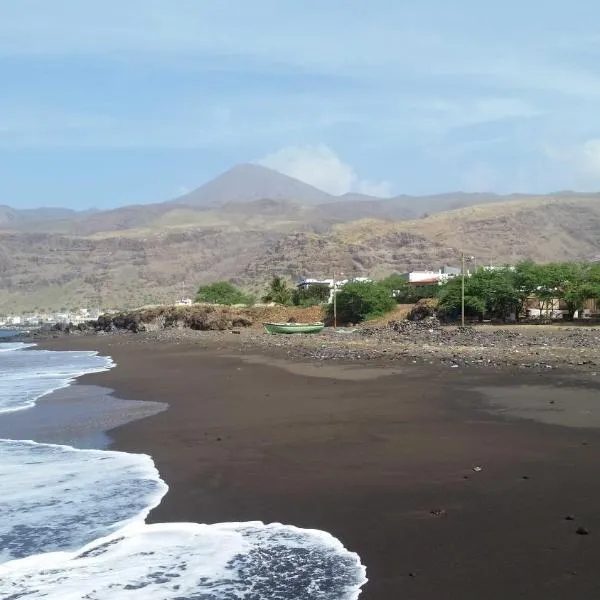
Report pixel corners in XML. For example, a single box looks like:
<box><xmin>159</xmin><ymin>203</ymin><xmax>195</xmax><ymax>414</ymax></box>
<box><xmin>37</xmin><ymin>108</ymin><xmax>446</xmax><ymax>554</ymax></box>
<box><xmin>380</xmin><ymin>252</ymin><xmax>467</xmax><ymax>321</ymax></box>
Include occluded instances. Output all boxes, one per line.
<box><xmin>292</xmin><ymin>283</ymin><xmax>330</xmax><ymax>307</ymax></box>
<box><xmin>327</xmin><ymin>281</ymin><xmax>395</xmax><ymax>324</ymax></box>
<box><xmin>196</xmin><ymin>281</ymin><xmax>254</xmax><ymax>305</ymax></box>
<box><xmin>379</xmin><ymin>274</ymin><xmax>439</xmax><ymax>303</ymax></box>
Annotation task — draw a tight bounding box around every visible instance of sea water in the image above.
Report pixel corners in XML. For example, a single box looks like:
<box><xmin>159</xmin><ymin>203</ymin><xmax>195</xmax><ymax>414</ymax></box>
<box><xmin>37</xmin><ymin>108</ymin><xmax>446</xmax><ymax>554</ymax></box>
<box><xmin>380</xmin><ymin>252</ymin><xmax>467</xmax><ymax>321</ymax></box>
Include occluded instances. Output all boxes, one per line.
<box><xmin>0</xmin><ymin>343</ymin><xmax>367</xmax><ymax>599</ymax></box>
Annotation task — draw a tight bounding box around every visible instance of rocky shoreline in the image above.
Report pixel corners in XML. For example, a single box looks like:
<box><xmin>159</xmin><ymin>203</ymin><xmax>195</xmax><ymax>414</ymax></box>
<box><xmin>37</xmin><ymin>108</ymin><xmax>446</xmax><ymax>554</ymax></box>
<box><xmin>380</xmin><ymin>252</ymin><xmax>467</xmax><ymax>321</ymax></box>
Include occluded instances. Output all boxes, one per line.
<box><xmin>30</xmin><ymin>315</ymin><xmax>600</xmax><ymax>374</ymax></box>
<box><xmin>249</xmin><ymin>319</ymin><xmax>600</xmax><ymax>373</ymax></box>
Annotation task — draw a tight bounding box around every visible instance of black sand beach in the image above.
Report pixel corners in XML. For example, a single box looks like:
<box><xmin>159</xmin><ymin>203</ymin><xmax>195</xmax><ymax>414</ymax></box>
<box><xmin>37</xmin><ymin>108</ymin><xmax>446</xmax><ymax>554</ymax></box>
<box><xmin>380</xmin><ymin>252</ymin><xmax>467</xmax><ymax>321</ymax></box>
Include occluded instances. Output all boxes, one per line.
<box><xmin>39</xmin><ymin>334</ymin><xmax>600</xmax><ymax>599</ymax></box>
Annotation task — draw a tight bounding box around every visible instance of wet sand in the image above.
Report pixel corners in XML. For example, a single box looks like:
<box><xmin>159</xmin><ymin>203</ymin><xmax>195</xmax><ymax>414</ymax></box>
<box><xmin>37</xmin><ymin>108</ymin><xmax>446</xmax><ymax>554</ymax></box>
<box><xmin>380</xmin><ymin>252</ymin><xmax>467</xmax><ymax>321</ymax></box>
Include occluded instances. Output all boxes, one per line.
<box><xmin>0</xmin><ymin>383</ymin><xmax>165</xmax><ymax>448</ymax></box>
<box><xmin>39</xmin><ymin>334</ymin><xmax>600</xmax><ymax>600</ymax></box>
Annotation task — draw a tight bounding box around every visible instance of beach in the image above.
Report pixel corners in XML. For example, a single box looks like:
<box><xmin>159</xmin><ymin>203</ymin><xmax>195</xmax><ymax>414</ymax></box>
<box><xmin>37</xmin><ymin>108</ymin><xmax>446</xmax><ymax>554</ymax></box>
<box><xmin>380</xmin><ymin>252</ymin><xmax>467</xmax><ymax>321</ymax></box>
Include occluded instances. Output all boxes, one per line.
<box><xmin>39</xmin><ymin>332</ymin><xmax>600</xmax><ymax>599</ymax></box>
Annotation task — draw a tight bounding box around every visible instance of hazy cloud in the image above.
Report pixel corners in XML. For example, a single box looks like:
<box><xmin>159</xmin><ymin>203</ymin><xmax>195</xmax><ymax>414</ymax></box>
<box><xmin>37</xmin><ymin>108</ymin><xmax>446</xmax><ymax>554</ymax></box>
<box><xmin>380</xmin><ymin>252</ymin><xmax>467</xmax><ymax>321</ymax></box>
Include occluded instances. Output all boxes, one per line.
<box><xmin>460</xmin><ymin>162</ymin><xmax>499</xmax><ymax>192</ymax></box>
<box><xmin>5</xmin><ymin>1</ymin><xmax>600</xmax><ymax>208</ymax></box>
<box><xmin>543</xmin><ymin>139</ymin><xmax>600</xmax><ymax>189</ymax></box>
<box><xmin>259</xmin><ymin>145</ymin><xmax>392</xmax><ymax>196</ymax></box>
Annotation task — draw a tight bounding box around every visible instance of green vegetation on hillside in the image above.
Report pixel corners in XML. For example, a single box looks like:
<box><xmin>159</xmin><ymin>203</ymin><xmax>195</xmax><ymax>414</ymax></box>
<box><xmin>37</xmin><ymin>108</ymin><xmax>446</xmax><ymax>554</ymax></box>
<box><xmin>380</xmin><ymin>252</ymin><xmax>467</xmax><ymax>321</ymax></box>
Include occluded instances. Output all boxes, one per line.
<box><xmin>196</xmin><ymin>281</ymin><xmax>255</xmax><ymax>305</ymax></box>
<box><xmin>193</xmin><ymin>261</ymin><xmax>600</xmax><ymax>324</ymax></box>
<box><xmin>292</xmin><ymin>283</ymin><xmax>330</xmax><ymax>307</ymax></box>
<box><xmin>379</xmin><ymin>274</ymin><xmax>438</xmax><ymax>303</ymax></box>
<box><xmin>328</xmin><ymin>281</ymin><xmax>396</xmax><ymax>324</ymax></box>
<box><xmin>438</xmin><ymin>261</ymin><xmax>600</xmax><ymax>321</ymax></box>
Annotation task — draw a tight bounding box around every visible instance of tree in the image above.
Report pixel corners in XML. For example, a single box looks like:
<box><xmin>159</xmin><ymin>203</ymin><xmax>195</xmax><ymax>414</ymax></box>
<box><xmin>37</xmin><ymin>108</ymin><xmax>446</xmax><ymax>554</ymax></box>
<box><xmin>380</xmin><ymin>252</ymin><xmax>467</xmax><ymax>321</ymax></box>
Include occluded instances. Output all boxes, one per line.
<box><xmin>262</xmin><ymin>276</ymin><xmax>292</xmax><ymax>305</ymax></box>
<box><xmin>379</xmin><ymin>275</ymin><xmax>439</xmax><ymax>303</ymax></box>
<box><xmin>437</xmin><ymin>277</ymin><xmax>486</xmax><ymax>321</ymax></box>
<box><xmin>523</xmin><ymin>262</ymin><xmax>587</xmax><ymax>320</ymax></box>
<box><xmin>472</xmin><ymin>268</ymin><xmax>521</xmax><ymax>320</ymax></box>
<box><xmin>328</xmin><ymin>281</ymin><xmax>395</xmax><ymax>324</ymax></box>
<box><xmin>549</xmin><ymin>262</ymin><xmax>600</xmax><ymax>320</ymax></box>
<box><xmin>379</xmin><ymin>274</ymin><xmax>409</xmax><ymax>296</ymax></box>
<box><xmin>513</xmin><ymin>260</ymin><xmax>543</xmax><ymax>319</ymax></box>
<box><xmin>438</xmin><ymin>267</ymin><xmax>519</xmax><ymax>321</ymax></box>
<box><xmin>292</xmin><ymin>283</ymin><xmax>330</xmax><ymax>306</ymax></box>
<box><xmin>196</xmin><ymin>281</ymin><xmax>254</xmax><ymax>305</ymax></box>
<box><xmin>437</xmin><ymin>261</ymin><xmax>600</xmax><ymax>323</ymax></box>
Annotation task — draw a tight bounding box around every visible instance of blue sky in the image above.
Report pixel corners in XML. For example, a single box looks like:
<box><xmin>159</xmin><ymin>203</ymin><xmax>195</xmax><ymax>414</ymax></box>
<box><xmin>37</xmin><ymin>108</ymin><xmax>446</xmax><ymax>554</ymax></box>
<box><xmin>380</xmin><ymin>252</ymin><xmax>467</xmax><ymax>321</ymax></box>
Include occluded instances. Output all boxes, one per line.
<box><xmin>2</xmin><ymin>0</ymin><xmax>600</xmax><ymax>209</ymax></box>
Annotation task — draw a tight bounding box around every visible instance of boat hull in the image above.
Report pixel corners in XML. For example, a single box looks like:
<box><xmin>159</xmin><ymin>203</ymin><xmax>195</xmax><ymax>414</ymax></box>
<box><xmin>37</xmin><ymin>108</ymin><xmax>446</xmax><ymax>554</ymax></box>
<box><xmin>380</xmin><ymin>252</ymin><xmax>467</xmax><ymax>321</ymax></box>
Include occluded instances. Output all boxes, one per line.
<box><xmin>263</xmin><ymin>322</ymin><xmax>324</xmax><ymax>334</ymax></box>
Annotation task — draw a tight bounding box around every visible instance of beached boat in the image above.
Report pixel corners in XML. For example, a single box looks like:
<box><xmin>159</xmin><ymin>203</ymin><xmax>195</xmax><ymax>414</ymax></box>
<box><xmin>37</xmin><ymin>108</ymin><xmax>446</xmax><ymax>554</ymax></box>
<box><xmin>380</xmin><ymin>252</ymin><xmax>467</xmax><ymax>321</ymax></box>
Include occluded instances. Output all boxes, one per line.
<box><xmin>263</xmin><ymin>322</ymin><xmax>324</xmax><ymax>335</ymax></box>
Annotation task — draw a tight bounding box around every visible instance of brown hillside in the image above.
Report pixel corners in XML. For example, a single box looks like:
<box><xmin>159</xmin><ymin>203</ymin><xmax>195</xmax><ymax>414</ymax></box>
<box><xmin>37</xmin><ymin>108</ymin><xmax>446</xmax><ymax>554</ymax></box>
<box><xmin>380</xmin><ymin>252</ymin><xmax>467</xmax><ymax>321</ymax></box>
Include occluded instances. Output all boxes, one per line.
<box><xmin>1</xmin><ymin>195</ymin><xmax>600</xmax><ymax>312</ymax></box>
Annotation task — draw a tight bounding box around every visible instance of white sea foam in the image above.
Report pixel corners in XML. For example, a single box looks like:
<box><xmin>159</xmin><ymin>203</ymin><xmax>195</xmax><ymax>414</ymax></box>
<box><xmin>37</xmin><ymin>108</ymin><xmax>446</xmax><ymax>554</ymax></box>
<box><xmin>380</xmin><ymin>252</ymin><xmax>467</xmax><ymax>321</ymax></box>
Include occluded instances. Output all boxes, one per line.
<box><xmin>0</xmin><ymin>343</ymin><xmax>367</xmax><ymax>599</ymax></box>
<box><xmin>0</xmin><ymin>439</ymin><xmax>166</xmax><ymax>564</ymax></box>
<box><xmin>0</xmin><ymin>342</ymin><xmax>35</xmax><ymax>352</ymax></box>
<box><xmin>0</xmin><ymin>343</ymin><xmax>113</xmax><ymax>414</ymax></box>
<box><xmin>0</xmin><ymin>521</ymin><xmax>366</xmax><ymax>599</ymax></box>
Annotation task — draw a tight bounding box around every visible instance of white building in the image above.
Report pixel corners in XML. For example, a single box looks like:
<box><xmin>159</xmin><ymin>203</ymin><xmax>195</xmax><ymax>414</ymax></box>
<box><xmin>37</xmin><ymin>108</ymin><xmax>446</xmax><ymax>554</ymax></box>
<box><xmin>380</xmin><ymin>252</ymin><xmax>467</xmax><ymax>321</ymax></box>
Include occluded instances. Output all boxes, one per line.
<box><xmin>297</xmin><ymin>277</ymin><xmax>372</xmax><ymax>303</ymax></box>
<box><xmin>401</xmin><ymin>266</ymin><xmax>463</xmax><ymax>285</ymax></box>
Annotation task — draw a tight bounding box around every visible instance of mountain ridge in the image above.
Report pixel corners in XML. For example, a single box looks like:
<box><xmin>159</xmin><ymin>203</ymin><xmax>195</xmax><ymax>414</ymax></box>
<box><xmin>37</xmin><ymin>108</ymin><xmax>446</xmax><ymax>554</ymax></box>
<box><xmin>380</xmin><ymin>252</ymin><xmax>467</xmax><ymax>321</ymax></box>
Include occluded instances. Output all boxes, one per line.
<box><xmin>7</xmin><ymin>163</ymin><xmax>600</xmax><ymax>235</ymax></box>
<box><xmin>1</xmin><ymin>192</ymin><xmax>600</xmax><ymax>313</ymax></box>
<box><xmin>2</xmin><ymin>162</ymin><xmax>600</xmax><ymax>312</ymax></box>
<box><xmin>168</xmin><ymin>163</ymin><xmax>334</xmax><ymax>207</ymax></box>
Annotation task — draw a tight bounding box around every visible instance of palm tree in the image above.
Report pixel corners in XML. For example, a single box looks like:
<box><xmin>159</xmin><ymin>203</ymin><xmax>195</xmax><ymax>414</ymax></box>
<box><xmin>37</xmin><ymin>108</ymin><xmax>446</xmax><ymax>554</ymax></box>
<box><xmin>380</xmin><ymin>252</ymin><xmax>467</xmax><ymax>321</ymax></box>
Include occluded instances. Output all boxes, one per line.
<box><xmin>262</xmin><ymin>276</ymin><xmax>292</xmax><ymax>305</ymax></box>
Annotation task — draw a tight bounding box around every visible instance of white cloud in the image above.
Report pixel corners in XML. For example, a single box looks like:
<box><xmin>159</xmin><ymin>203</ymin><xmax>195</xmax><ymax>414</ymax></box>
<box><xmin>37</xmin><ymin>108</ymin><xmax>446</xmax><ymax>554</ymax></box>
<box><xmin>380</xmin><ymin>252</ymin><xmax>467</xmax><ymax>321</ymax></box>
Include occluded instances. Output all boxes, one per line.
<box><xmin>4</xmin><ymin>1</ymin><xmax>600</xmax><ymax>102</ymax></box>
<box><xmin>258</xmin><ymin>145</ymin><xmax>392</xmax><ymax>196</ymax></box>
<box><xmin>581</xmin><ymin>139</ymin><xmax>600</xmax><ymax>175</ymax></box>
<box><xmin>545</xmin><ymin>139</ymin><xmax>600</xmax><ymax>174</ymax></box>
<box><xmin>414</xmin><ymin>97</ymin><xmax>544</xmax><ymax>135</ymax></box>
<box><xmin>460</xmin><ymin>162</ymin><xmax>498</xmax><ymax>192</ymax></box>
<box><xmin>356</xmin><ymin>179</ymin><xmax>393</xmax><ymax>197</ymax></box>
<box><xmin>543</xmin><ymin>139</ymin><xmax>600</xmax><ymax>189</ymax></box>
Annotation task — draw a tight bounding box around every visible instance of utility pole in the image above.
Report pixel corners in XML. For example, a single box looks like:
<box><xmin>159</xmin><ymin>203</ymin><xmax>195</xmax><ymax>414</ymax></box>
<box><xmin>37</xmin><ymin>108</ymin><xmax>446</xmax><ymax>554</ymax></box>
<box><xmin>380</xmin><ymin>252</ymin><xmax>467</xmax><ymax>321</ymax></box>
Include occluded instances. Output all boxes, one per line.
<box><xmin>332</xmin><ymin>271</ymin><xmax>337</xmax><ymax>329</ymax></box>
<box><xmin>461</xmin><ymin>251</ymin><xmax>466</xmax><ymax>327</ymax></box>
<box><xmin>332</xmin><ymin>270</ymin><xmax>345</xmax><ymax>328</ymax></box>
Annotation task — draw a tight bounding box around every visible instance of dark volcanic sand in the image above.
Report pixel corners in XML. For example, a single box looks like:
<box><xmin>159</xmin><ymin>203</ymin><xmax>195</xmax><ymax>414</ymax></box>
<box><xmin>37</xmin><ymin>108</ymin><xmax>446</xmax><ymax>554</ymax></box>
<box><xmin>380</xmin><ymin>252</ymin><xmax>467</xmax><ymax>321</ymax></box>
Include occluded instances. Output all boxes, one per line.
<box><xmin>40</xmin><ymin>335</ymin><xmax>600</xmax><ymax>600</ymax></box>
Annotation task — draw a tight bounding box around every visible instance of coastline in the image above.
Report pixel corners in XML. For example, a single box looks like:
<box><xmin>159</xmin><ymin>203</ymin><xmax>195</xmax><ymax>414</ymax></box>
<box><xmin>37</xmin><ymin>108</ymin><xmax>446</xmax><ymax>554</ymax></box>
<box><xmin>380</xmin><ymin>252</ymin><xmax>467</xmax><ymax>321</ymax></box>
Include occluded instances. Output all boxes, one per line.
<box><xmin>36</xmin><ymin>333</ymin><xmax>600</xmax><ymax>600</ymax></box>
<box><xmin>0</xmin><ymin>382</ymin><xmax>166</xmax><ymax>449</ymax></box>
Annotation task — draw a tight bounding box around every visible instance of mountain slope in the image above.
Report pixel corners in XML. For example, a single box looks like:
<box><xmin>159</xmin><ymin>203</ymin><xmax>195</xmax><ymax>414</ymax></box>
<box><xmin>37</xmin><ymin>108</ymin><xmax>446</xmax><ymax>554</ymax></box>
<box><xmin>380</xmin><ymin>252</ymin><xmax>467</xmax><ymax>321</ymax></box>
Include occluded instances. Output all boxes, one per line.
<box><xmin>1</xmin><ymin>195</ymin><xmax>600</xmax><ymax>313</ymax></box>
<box><xmin>240</xmin><ymin>196</ymin><xmax>600</xmax><ymax>282</ymax></box>
<box><xmin>0</xmin><ymin>205</ymin><xmax>85</xmax><ymax>227</ymax></box>
<box><xmin>9</xmin><ymin>163</ymin><xmax>600</xmax><ymax>237</ymax></box>
<box><xmin>170</xmin><ymin>163</ymin><xmax>333</xmax><ymax>207</ymax></box>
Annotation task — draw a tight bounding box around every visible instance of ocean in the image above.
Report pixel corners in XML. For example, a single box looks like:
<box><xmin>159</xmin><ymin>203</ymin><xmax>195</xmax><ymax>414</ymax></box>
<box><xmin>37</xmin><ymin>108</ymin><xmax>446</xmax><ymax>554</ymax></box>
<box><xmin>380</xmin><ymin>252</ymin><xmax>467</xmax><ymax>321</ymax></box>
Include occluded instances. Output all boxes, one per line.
<box><xmin>0</xmin><ymin>329</ymin><xmax>23</xmax><ymax>338</ymax></box>
<box><xmin>0</xmin><ymin>342</ymin><xmax>367</xmax><ymax>599</ymax></box>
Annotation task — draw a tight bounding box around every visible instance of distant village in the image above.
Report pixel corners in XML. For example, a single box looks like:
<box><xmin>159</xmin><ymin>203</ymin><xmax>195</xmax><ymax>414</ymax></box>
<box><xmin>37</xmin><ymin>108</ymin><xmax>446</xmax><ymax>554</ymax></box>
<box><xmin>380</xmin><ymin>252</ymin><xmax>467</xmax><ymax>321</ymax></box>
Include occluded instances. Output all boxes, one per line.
<box><xmin>0</xmin><ymin>308</ymin><xmax>102</xmax><ymax>328</ymax></box>
<box><xmin>297</xmin><ymin>265</ymin><xmax>464</xmax><ymax>301</ymax></box>
<box><xmin>3</xmin><ymin>260</ymin><xmax>600</xmax><ymax>328</ymax></box>
<box><xmin>0</xmin><ymin>267</ymin><xmax>459</xmax><ymax>328</ymax></box>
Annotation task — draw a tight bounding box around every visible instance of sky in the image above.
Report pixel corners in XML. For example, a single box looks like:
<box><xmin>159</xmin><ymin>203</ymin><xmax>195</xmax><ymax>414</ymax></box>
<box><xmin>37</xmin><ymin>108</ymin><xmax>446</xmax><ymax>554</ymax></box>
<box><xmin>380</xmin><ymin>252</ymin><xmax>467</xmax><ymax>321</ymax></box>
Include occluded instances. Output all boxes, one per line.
<box><xmin>2</xmin><ymin>0</ymin><xmax>600</xmax><ymax>209</ymax></box>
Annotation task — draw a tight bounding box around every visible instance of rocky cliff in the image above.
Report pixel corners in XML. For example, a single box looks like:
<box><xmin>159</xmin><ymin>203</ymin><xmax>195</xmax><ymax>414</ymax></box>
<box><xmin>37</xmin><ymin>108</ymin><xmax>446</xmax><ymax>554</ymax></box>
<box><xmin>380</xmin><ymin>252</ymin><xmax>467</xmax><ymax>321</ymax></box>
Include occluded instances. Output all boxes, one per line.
<box><xmin>1</xmin><ymin>195</ymin><xmax>600</xmax><ymax>312</ymax></box>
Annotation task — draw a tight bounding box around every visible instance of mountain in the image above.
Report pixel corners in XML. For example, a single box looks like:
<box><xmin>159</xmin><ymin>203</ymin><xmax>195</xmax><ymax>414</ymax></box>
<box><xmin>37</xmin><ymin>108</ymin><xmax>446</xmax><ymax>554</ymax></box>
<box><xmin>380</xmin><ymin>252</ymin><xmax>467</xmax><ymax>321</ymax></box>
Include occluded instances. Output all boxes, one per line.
<box><xmin>1</xmin><ymin>194</ymin><xmax>600</xmax><ymax>313</ymax></box>
<box><xmin>8</xmin><ymin>164</ymin><xmax>593</xmax><ymax>238</ymax></box>
<box><xmin>170</xmin><ymin>163</ymin><xmax>333</xmax><ymax>207</ymax></box>
<box><xmin>240</xmin><ymin>196</ymin><xmax>600</xmax><ymax>283</ymax></box>
<box><xmin>0</xmin><ymin>206</ymin><xmax>85</xmax><ymax>226</ymax></box>
<box><xmin>2</xmin><ymin>162</ymin><xmax>600</xmax><ymax>312</ymax></box>
<box><xmin>168</xmin><ymin>163</ymin><xmax>521</xmax><ymax>213</ymax></box>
